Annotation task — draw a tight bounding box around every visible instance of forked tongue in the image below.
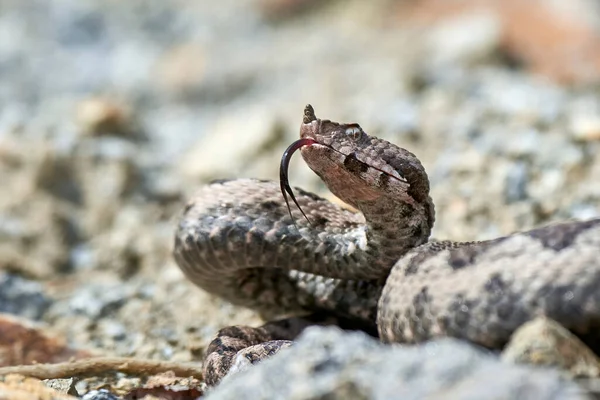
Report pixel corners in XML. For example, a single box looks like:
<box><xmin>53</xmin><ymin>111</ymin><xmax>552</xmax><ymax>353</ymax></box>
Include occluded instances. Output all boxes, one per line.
<box><xmin>280</xmin><ymin>138</ymin><xmax>316</xmax><ymax>227</ymax></box>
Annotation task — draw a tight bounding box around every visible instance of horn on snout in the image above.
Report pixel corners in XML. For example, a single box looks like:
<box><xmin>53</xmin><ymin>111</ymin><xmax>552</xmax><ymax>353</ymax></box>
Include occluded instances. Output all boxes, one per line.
<box><xmin>303</xmin><ymin>104</ymin><xmax>316</xmax><ymax>124</ymax></box>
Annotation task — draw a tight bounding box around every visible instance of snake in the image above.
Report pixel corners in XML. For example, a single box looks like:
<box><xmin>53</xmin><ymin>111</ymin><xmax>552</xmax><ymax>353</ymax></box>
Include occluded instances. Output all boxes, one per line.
<box><xmin>173</xmin><ymin>104</ymin><xmax>600</xmax><ymax>386</ymax></box>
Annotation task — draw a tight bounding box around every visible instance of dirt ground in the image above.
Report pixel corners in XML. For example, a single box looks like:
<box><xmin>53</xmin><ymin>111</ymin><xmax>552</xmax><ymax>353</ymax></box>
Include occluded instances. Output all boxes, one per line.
<box><xmin>1</xmin><ymin>0</ymin><xmax>600</xmax><ymax>396</ymax></box>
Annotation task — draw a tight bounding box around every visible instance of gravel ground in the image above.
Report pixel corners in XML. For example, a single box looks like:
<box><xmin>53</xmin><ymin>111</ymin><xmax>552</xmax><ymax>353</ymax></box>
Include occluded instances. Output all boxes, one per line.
<box><xmin>1</xmin><ymin>0</ymin><xmax>600</xmax><ymax>397</ymax></box>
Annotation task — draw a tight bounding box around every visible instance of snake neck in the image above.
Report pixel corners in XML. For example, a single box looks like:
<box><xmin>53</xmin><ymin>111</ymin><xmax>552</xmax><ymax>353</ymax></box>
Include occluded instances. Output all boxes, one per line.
<box><xmin>292</xmin><ymin>193</ymin><xmax>434</xmax><ymax>282</ymax></box>
<box><xmin>358</xmin><ymin>194</ymin><xmax>434</xmax><ymax>270</ymax></box>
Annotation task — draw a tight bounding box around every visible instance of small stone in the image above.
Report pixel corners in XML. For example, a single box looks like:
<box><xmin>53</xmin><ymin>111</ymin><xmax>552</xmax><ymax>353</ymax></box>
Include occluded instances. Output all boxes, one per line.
<box><xmin>504</xmin><ymin>128</ymin><xmax>541</xmax><ymax>157</ymax></box>
<box><xmin>0</xmin><ymin>272</ymin><xmax>51</xmax><ymax>320</ymax></box>
<box><xmin>43</xmin><ymin>378</ymin><xmax>79</xmax><ymax>397</ymax></box>
<box><xmin>70</xmin><ymin>243</ymin><xmax>96</xmax><ymax>271</ymax></box>
<box><xmin>76</xmin><ymin>97</ymin><xmax>135</xmax><ymax>137</ymax></box>
<box><xmin>81</xmin><ymin>389</ymin><xmax>120</xmax><ymax>400</ymax></box>
<box><xmin>427</xmin><ymin>11</ymin><xmax>502</xmax><ymax>66</ymax></box>
<box><xmin>504</xmin><ymin>161</ymin><xmax>529</xmax><ymax>203</ymax></box>
<box><xmin>570</xmin><ymin>115</ymin><xmax>600</xmax><ymax>142</ymax></box>
<box><xmin>502</xmin><ymin>317</ymin><xmax>600</xmax><ymax>378</ymax></box>
<box><xmin>99</xmin><ymin>320</ymin><xmax>127</xmax><ymax>341</ymax></box>
<box><xmin>0</xmin><ymin>214</ymin><xmax>26</xmax><ymax>239</ymax></box>
<box><xmin>143</xmin><ymin>171</ymin><xmax>183</xmax><ymax>204</ymax></box>
<box><xmin>0</xmin><ymin>313</ymin><xmax>91</xmax><ymax>366</ymax></box>
<box><xmin>569</xmin><ymin>204</ymin><xmax>600</xmax><ymax>220</ymax></box>
<box><xmin>179</xmin><ymin>107</ymin><xmax>285</xmax><ymax>180</ymax></box>
<box><xmin>258</xmin><ymin>0</ymin><xmax>326</xmax><ymax>20</ymax></box>
<box><xmin>69</xmin><ymin>285</ymin><xmax>127</xmax><ymax>319</ymax></box>
<box><xmin>157</xmin><ymin>43</ymin><xmax>206</xmax><ymax>96</ymax></box>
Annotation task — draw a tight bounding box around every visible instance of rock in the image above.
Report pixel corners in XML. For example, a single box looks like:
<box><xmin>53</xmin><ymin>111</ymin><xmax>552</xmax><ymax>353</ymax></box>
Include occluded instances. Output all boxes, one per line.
<box><xmin>179</xmin><ymin>107</ymin><xmax>285</xmax><ymax>181</ymax></box>
<box><xmin>157</xmin><ymin>43</ymin><xmax>207</xmax><ymax>97</ymax></box>
<box><xmin>502</xmin><ymin>317</ymin><xmax>600</xmax><ymax>378</ymax></box>
<box><xmin>569</xmin><ymin>204</ymin><xmax>600</xmax><ymax>221</ymax></box>
<box><xmin>81</xmin><ymin>389</ymin><xmax>120</xmax><ymax>400</ymax></box>
<box><xmin>207</xmin><ymin>326</ymin><xmax>587</xmax><ymax>400</ymax></box>
<box><xmin>570</xmin><ymin>114</ymin><xmax>600</xmax><ymax>142</ymax></box>
<box><xmin>69</xmin><ymin>285</ymin><xmax>128</xmax><ymax>320</ymax></box>
<box><xmin>258</xmin><ymin>0</ymin><xmax>329</xmax><ymax>20</ymax></box>
<box><xmin>0</xmin><ymin>313</ymin><xmax>91</xmax><ymax>367</ymax></box>
<box><xmin>0</xmin><ymin>273</ymin><xmax>51</xmax><ymax>320</ymax></box>
<box><xmin>504</xmin><ymin>161</ymin><xmax>529</xmax><ymax>203</ymax></box>
<box><xmin>0</xmin><ymin>374</ymin><xmax>78</xmax><ymax>400</ymax></box>
<box><xmin>43</xmin><ymin>378</ymin><xmax>79</xmax><ymax>397</ymax></box>
<box><xmin>98</xmin><ymin>320</ymin><xmax>127</xmax><ymax>341</ymax></box>
<box><xmin>427</xmin><ymin>11</ymin><xmax>502</xmax><ymax>66</ymax></box>
<box><xmin>76</xmin><ymin>97</ymin><xmax>137</xmax><ymax>138</ymax></box>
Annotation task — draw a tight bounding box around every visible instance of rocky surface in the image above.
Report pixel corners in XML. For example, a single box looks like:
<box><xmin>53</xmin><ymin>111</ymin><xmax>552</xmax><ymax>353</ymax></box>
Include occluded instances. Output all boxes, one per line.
<box><xmin>1</xmin><ymin>0</ymin><xmax>600</xmax><ymax>398</ymax></box>
<box><xmin>0</xmin><ymin>374</ymin><xmax>79</xmax><ymax>400</ymax></box>
<box><xmin>207</xmin><ymin>326</ymin><xmax>588</xmax><ymax>400</ymax></box>
<box><xmin>503</xmin><ymin>318</ymin><xmax>600</xmax><ymax>379</ymax></box>
<box><xmin>0</xmin><ymin>273</ymin><xmax>51</xmax><ymax>320</ymax></box>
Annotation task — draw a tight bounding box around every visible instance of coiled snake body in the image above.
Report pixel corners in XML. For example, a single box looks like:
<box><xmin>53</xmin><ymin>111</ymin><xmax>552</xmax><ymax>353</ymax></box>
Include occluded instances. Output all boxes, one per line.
<box><xmin>174</xmin><ymin>105</ymin><xmax>600</xmax><ymax>386</ymax></box>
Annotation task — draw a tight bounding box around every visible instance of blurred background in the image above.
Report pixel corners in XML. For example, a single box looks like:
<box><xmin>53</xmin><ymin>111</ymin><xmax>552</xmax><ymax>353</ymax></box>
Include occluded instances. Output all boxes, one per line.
<box><xmin>1</xmin><ymin>0</ymin><xmax>600</xmax><ymax>378</ymax></box>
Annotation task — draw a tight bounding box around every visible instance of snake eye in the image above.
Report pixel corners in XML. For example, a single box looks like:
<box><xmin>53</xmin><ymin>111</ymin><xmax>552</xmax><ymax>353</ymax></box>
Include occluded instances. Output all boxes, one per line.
<box><xmin>345</xmin><ymin>126</ymin><xmax>362</xmax><ymax>140</ymax></box>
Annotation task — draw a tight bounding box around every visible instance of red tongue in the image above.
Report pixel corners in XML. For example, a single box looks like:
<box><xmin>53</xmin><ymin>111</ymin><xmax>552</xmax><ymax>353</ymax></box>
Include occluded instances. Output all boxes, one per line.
<box><xmin>280</xmin><ymin>138</ymin><xmax>316</xmax><ymax>227</ymax></box>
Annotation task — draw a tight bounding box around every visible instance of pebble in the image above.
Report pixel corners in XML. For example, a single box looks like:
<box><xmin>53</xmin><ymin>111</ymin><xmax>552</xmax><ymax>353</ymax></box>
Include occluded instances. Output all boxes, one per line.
<box><xmin>43</xmin><ymin>378</ymin><xmax>79</xmax><ymax>397</ymax></box>
<box><xmin>503</xmin><ymin>318</ymin><xmax>600</xmax><ymax>378</ymax></box>
<box><xmin>570</xmin><ymin>114</ymin><xmax>600</xmax><ymax>142</ymax></box>
<box><xmin>99</xmin><ymin>319</ymin><xmax>127</xmax><ymax>341</ymax></box>
<box><xmin>76</xmin><ymin>98</ymin><xmax>135</xmax><ymax>137</ymax></box>
<box><xmin>0</xmin><ymin>214</ymin><xmax>25</xmax><ymax>239</ymax></box>
<box><xmin>427</xmin><ymin>11</ymin><xmax>502</xmax><ymax>66</ymax></box>
<box><xmin>157</xmin><ymin>43</ymin><xmax>207</xmax><ymax>96</ymax></box>
<box><xmin>0</xmin><ymin>273</ymin><xmax>51</xmax><ymax>320</ymax></box>
<box><xmin>179</xmin><ymin>106</ymin><xmax>284</xmax><ymax>180</ymax></box>
<box><xmin>258</xmin><ymin>0</ymin><xmax>325</xmax><ymax>20</ymax></box>
<box><xmin>504</xmin><ymin>161</ymin><xmax>529</xmax><ymax>203</ymax></box>
<box><xmin>69</xmin><ymin>285</ymin><xmax>128</xmax><ymax>319</ymax></box>
<box><xmin>81</xmin><ymin>389</ymin><xmax>120</xmax><ymax>400</ymax></box>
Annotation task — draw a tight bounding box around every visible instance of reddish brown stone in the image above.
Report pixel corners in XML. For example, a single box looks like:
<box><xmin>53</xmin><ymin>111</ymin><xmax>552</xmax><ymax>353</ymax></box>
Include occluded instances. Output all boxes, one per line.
<box><xmin>0</xmin><ymin>313</ymin><xmax>92</xmax><ymax>367</ymax></box>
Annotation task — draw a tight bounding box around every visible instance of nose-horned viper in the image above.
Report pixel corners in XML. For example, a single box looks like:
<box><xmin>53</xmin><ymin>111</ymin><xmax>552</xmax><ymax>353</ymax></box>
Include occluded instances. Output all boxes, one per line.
<box><xmin>174</xmin><ymin>105</ymin><xmax>600</xmax><ymax>386</ymax></box>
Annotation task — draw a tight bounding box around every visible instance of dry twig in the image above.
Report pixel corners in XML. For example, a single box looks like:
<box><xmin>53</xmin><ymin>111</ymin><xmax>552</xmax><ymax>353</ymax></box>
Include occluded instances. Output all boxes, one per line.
<box><xmin>0</xmin><ymin>357</ymin><xmax>203</xmax><ymax>380</ymax></box>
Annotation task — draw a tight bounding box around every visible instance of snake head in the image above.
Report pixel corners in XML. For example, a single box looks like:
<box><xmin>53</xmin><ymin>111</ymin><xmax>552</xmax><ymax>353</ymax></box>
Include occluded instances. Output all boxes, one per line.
<box><xmin>280</xmin><ymin>105</ymin><xmax>434</xmax><ymax>234</ymax></box>
<box><xmin>299</xmin><ymin>105</ymin><xmax>363</xmax><ymax>147</ymax></box>
<box><xmin>297</xmin><ymin>105</ymin><xmax>432</xmax><ymax>214</ymax></box>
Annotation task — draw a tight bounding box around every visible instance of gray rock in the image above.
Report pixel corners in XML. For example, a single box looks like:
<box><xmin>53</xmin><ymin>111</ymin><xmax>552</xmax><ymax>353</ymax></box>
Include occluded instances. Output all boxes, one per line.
<box><xmin>69</xmin><ymin>284</ymin><xmax>127</xmax><ymax>319</ymax></box>
<box><xmin>0</xmin><ymin>272</ymin><xmax>51</xmax><ymax>320</ymax></box>
<box><xmin>207</xmin><ymin>326</ymin><xmax>588</xmax><ymax>400</ymax></box>
<box><xmin>427</xmin><ymin>11</ymin><xmax>502</xmax><ymax>66</ymax></box>
<box><xmin>43</xmin><ymin>378</ymin><xmax>79</xmax><ymax>397</ymax></box>
<box><xmin>504</xmin><ymin>161</ymin><xmax>529</xmax><ymax>203</ymax></box>
<box><xmin>81</xmin><ymin>389</ymin><xmax>119</xmax><ymax>400</ymax></box>
<box><xmin>98</xmin><ymin>319</ymin><xmax>127</xmax><ymax>340</ymax></box>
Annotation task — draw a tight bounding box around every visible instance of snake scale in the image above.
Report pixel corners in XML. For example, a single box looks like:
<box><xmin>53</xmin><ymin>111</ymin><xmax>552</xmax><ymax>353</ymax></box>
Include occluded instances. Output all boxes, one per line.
<box><xmin>173</xmin><ymin>105</ymin><xmax>600</xmax><ymax>386</ymax></box>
